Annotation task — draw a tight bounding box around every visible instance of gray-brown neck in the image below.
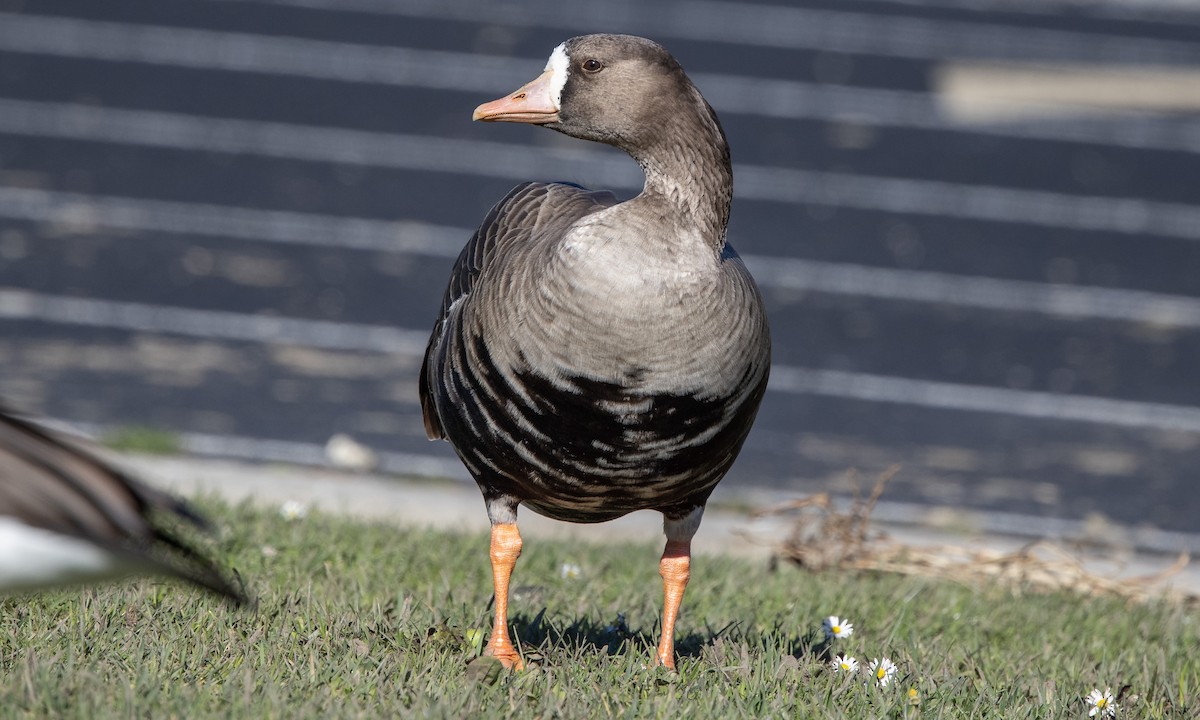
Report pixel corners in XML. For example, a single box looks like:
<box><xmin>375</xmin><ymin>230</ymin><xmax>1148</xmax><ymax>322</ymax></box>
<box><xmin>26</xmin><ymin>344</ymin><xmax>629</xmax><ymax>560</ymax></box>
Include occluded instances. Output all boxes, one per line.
<box><xmin>628</xmin><ymin>90</ymin><xmax>732</xmax><ymax>249</ymax></box>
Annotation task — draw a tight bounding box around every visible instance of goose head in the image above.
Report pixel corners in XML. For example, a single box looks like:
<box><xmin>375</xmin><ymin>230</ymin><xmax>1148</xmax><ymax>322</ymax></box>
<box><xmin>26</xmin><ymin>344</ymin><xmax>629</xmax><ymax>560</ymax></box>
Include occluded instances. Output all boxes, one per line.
<box><xmin>473</xmin><ymin>34</ymin><xmax>723</xmax><ymax>155</ymax></box>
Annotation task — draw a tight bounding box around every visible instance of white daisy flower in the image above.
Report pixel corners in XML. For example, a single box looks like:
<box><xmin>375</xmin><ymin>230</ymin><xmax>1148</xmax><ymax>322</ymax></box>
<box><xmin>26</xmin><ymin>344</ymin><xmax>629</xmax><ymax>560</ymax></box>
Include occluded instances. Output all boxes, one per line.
<box><xmin>559</xmin><ymin>562</ymin><xmax>582</xmax><ymax>580</ymax></box>
<box><xmin>280</xmin><ymin>500</ymin><xmax>309</xmax><ymax>521</ymax></box>
<box><xmin>830</xmin><ymin>653</ymin><xmax>859</xmax><ymax>674</ymax></box>
<box><xmin>1086</xmin><ymin>688</ymin><xmax>1118</xmax><ymax>717</ymax></box>
<box><xmin>868</xmin><ymin>657</ymin><xmax>897</xmax><ymax>687</ymax></box>
<box><xmin>822</xmin><ymin>615</ymin><xmax>854</xmax><ymax>639</ymax></box>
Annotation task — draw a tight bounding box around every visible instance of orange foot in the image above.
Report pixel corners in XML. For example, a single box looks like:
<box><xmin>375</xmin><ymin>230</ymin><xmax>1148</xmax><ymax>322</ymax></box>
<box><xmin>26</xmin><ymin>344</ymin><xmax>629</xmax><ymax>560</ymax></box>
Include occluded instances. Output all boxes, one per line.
<box><xmin>483</xmin><ymin>643</ymin><xmax>525</xmax><ymax>670</ymax></box>
<box><xmin>650</xmin><ymin>650</ymin><xmax>677</xmax><ymax>672</ymax></box>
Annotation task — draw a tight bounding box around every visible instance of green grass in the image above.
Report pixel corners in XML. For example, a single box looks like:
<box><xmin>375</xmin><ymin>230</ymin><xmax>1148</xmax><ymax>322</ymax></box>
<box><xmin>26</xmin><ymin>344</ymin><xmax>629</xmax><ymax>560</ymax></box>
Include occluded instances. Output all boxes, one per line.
<box><xmin>101</xmin><ymin>426</ymin><xmax>183</xmax><ymax>455</ymax></box>
<box><xmin>2</xmin><ymin>501</ymin><xmax>1197</xmax><ymax>718</ymax></box>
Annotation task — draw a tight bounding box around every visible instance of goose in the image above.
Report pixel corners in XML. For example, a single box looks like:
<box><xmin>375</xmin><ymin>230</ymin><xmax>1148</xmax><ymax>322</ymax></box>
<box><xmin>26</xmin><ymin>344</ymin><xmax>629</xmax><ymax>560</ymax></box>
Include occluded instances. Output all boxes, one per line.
<box><xmin>0</xmin><ymin>407</ymin><xmax>247</xmax><ymax>604</ymax></box>
<box><xmin>420</xmin><ymin>34</ymin><xmax>771</xmax><ymax>670</ymax></box>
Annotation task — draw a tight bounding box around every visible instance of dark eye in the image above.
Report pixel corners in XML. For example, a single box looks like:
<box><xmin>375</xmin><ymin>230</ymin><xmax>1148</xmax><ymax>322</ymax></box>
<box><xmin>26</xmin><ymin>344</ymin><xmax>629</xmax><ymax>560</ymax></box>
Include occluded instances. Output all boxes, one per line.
<box><xmin>581</xmin><ymin>58</ymin><xmax>604</xmax><ymax>73</ymax></box>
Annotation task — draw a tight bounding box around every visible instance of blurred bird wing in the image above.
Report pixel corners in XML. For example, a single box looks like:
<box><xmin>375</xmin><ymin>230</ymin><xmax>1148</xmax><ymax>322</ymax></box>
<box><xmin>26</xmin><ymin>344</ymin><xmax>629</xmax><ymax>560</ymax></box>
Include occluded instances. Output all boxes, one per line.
<box><xmin>0</xmin><ymin>411</ymin><xmax>150</xmax><ymax>540</ymax></box>
<box><xmin>0</xmin><ymin>409</ymin><xmax>247</xmax><ymax>603</ymax></box>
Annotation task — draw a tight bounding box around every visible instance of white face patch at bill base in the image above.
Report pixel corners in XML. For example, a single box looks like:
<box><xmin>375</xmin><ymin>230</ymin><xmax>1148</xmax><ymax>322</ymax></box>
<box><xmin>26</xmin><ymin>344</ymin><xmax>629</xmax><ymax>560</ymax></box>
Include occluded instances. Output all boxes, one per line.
<box><xmin>544</xmin><ymin>43</ymin><xmax>570</xmax><ymax>109</ymax></box>
<box><xmin>0</xmin><ymin>516</ymin><xmax>128</xmax><ymax>592</ymax></box>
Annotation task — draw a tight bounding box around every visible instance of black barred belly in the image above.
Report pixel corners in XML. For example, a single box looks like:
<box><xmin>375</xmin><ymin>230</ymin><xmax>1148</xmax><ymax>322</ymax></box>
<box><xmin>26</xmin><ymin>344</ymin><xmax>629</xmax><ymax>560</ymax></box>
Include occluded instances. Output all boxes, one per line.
<box><xmin>444</xmin><ymin>337</ymin><xmax>765</xmax><ymax>523</ymax></box>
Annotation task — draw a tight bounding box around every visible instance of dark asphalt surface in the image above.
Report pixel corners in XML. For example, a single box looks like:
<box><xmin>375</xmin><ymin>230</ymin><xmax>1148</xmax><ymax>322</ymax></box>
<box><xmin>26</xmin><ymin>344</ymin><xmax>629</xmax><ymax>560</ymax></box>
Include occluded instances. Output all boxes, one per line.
<box><xmin>1</xmin><ymin>0</ymin><xmax>1199</xmax><ymax>542</ymax></box>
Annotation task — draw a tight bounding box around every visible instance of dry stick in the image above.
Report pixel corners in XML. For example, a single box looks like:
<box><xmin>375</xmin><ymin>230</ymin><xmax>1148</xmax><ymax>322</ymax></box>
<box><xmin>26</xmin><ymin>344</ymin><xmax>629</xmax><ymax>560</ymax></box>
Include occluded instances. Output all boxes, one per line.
<box><xmin>751</xmin><ymin>466</ymin><xmax>1193</xmax><ymax>604</ymax></box>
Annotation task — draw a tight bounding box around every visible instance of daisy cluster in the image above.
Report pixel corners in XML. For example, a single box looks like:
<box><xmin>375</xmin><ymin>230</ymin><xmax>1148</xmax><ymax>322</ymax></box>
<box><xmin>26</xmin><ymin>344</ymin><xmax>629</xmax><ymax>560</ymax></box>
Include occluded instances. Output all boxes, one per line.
<box><xmin>821</xmin><ymin>615</ymin><xmax>898</xmax><ymax>689</ymax></box>
<box><xmin>820</xmin><ymin>613</ymin><xmax>1123</xmax><ymax>716</ymax></box>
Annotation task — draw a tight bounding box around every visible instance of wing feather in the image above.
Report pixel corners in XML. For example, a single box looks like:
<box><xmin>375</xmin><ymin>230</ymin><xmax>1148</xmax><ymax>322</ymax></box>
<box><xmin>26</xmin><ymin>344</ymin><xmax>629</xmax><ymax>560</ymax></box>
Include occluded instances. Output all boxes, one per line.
<box><xmin>420</xmin><ymin>182</ymin><xmax>617</xmax><ymax>439</ymax></box>
<box><xmin>0</xmin><ymin>408</ymin><xmax>248</xmax><ymax>603</ymax></box>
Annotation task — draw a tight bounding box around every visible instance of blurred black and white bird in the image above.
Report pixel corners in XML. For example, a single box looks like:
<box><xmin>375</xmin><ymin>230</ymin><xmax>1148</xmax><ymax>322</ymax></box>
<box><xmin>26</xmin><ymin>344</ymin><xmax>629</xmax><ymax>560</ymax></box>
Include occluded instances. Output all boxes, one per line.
<box><xmin>0</xmin><ymin>407</ymin><xmax>247</xmax><ymax>604</ymax></box>
<box><xmin>420</xmin><ymin>34</ymin><xmax>770</xmax><ymax>670</ymax></box>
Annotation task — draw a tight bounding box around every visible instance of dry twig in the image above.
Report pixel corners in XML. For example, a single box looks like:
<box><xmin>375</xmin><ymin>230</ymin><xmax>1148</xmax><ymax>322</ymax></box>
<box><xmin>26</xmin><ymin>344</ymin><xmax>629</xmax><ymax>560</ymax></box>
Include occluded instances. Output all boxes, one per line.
<box><xmin>757</xmin><ymin>466</ymin><xmax>1193</xmax><ymax>604</ymax></box>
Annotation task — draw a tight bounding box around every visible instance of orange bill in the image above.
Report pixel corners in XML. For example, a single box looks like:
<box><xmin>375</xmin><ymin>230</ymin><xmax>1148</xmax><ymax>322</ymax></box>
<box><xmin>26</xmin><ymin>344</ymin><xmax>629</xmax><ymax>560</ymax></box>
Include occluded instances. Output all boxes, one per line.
<box><xmin>473</xmin><ymin>69</ymin><xmax>560</xmax><ymax>124</ymax></box>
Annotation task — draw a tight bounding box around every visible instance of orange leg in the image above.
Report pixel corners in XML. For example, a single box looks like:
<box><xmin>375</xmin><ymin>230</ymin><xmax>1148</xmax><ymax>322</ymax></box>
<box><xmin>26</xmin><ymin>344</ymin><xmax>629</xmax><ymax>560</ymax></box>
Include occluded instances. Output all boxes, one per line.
<box><xmin>653</xmin><ymin>538</ymin><xmax>691</xmax><ymax>670</ymax></box>
<box><xmin>484</xmin><ymin>522</ymin><xmax>524</xmax><ymax>669</ymax></box>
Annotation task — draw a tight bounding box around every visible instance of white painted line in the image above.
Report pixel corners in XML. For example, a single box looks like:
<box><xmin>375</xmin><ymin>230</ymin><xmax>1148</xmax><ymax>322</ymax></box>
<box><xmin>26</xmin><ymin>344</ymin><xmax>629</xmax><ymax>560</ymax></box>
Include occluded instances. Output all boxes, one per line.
<box><xmin>1</xmin><ymin>13</ymin><xmax>1196</xmax><ymax>152</ymax></box>
<box><xmin>770</xmin><ymin>365</ymin><xmax>1200</xmax><ymax>434</ymax></box>
<box><xmin>0</xmin><ymin>186</ymin><xmax>464</xmax><ymax>256</ymax></box>
<box><xmin>56</xmin><ymin>418</ymin><xmax>471</xmax><ymax>480</ymax></box>
<box><xmin>736</xmin><ymin>164</ymin><xmax>1200</xmax><ymax>239</ymax></box>
<box><xmin>695</xmin><ymin>73</ymin><xmax>1200</xmax><ymax>153</ymax></box>
<box><xmin>851</xmin><ymin>0</ymin><xmax>1200</xmax><ymax>26</ymax></box>
<box><xmin>0</xmin><ymin>288</ymin><xmax>430</xmax><ymax>354</ymax></box>
<box><xmin>6</xmin><ymin>288</ymin><xmax>1200</xmax><ymax>433</ymax></box>
<box><xmin>202</xmin><ymin>0</ymin><xmax>1200</xmax><ymax>63</ymax></box>
<box><xmin>744</xmin><ymin>256</ymin><xmax>1200</xmax><ymax>329</ymax></box>
<box><xmin>0</xmin><ymin>97</ymin><xmax>638</xmax><ymax>190</ymax></box>
<box><xmin>868</xmin><ymin>499</ymin><xmax>1200</xmax><ymax>556</ymax></box>
<box><xmin>4</xmin><ymin>185</ymin><xmax>1200</xmax><ymax>328</ymax></box>
<box><xmin>0</xmin><ymin>12</ymin><xmax>526</xmax><ymax>93</ymax></box>
<box><xmin>182</xmin><ymin>431</ymin><xmax>470</xmax><ymax>480</ymax></box>
<box><xmin>2</xmin><ymin>99</ymin><xmax>1198</xmax><ymax>239</ymax></box>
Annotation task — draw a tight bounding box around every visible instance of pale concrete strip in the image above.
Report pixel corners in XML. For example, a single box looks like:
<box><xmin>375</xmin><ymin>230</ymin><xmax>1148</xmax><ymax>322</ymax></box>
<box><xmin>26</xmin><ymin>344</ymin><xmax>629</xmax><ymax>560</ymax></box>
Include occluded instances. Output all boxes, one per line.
<box><xmin>43</xmin><ymin>417</ymin><xmax>1200</xmax><ymax>559</ymax></box>
<box><xmin>119</xmin><ymin>453</ymin><xmax>779</xmax><ymax>558</ymax></box>
<box><xmin>936</xmin><ymin>63</ymin><xmax>1200</xmax><ymax>121</ymax></box>
<box><xmin>120</xmin><ymin>453</ymin><xmax>1200</xmax><ymax>594</ymax></box>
